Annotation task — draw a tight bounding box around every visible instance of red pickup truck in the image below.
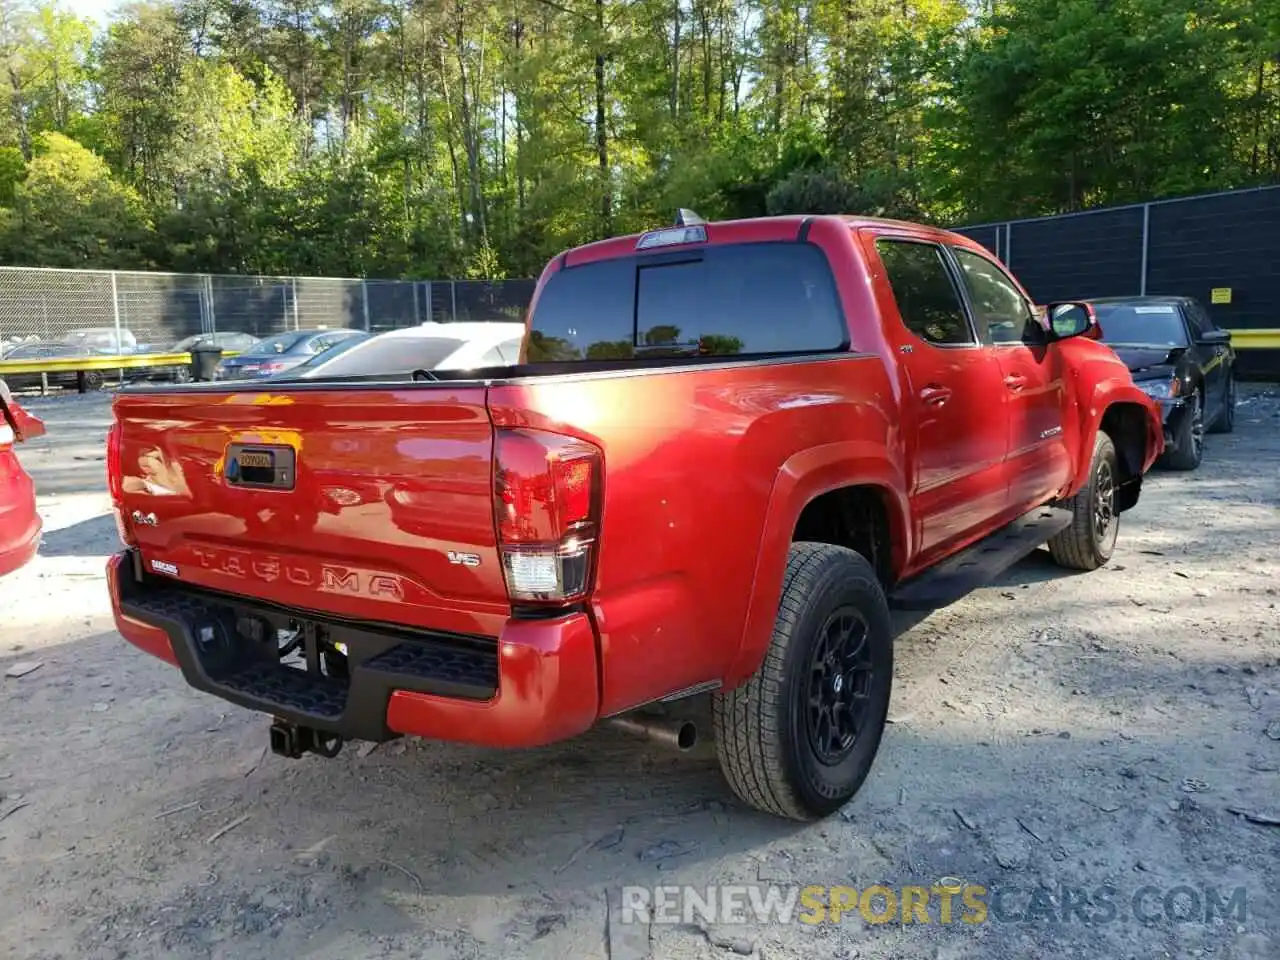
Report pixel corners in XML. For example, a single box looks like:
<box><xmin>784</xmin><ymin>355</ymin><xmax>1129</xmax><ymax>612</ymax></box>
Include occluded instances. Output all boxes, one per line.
<box><xmin>107</xmin><ymin>214</ymin><xmax>1163</xmax><ymax>821</ymax></box>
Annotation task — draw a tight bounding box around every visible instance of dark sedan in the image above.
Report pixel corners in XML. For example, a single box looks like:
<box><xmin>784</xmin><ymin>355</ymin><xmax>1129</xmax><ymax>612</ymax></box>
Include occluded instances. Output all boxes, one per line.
<box><xmin>172</xmin><ymin>332</ymin><xmax>262</xmax><ymax>354</ymax></box>
<box><xmin>1089</xmin><ymin>296</ymin><xmax>1236</xmax><ymax>470</ymax></box>
<box><xmin>0</xmin><ymin>342</ymin><xmax>106</xmax><ymax>392</ymax></box>
<box><xmin>214</xmin><ymin>329</ymin><xmax>367</xmax><ymax>381</ymax></box>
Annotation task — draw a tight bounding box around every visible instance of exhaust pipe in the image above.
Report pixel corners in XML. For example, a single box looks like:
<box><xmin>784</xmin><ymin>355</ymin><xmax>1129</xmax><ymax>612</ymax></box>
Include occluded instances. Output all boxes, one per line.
<box><xmin>606</xmin><ymin>714</ymin><xmax>698</xmax><ymax>751</ymax></box>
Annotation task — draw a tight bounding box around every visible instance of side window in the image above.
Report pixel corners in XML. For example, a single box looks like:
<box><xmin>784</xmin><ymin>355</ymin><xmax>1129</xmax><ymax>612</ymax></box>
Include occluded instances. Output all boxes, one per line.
<box><xmin>495</xmin><ymin>337</ymin><xmax>524</xmax><ymax>363</ymax></box>
<box><xmin>314</xmin><ymin>334</ymin><xmax>345</xmax><ymax>351</ymax></box>
<box><xmin>1184</xmin><ymin>302</ymin><xmax>1211</xmax><ymax>339</ymax></box>
<box><xmin>951</xmin><ymin>248</ymin><xmax>1041</xmax><ymax>345</ymax></box>
<box><xmin>475</xmin><ymin>345</ymin><xmax>507</xmax><ymax>366</ymax></box>
<box><xmin>874</xmin><ymin>240</ymin><xmax>974</xmax><ymax>346</ymax></box>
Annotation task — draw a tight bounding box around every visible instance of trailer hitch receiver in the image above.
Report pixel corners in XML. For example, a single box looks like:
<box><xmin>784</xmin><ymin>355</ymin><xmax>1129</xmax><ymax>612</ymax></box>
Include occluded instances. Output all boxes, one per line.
<box><xmin>269</xmin><ymin>720</ymin><xmax>344</xmax><ymax>759</ymax></box>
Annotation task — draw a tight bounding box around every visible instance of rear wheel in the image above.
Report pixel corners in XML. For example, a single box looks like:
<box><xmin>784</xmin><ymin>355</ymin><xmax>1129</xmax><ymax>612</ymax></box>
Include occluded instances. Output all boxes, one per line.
<box><xmin>1161</xmin><ymin>392</ymin><xmax>1204</xmax><ymax>470</ymax></box>
<box><xmin>1208</xmin><ymin>373</ymin><xmax>1235</xmax><ymax>434</ymax></box>
<box><xmin>1048</xmin><ymin>431</ymin><xmax>1119</xmax><ymax>571</ymax></box>
<box><xmin>712</xmin><ymin>543</ymin><xmax>893</xmax><ymax>821</ymax></box>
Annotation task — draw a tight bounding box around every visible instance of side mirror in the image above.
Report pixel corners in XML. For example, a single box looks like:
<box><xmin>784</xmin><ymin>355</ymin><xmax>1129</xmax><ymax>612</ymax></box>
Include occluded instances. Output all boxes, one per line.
<box><xmin>1046</xmin><ymin>302</ymin><xmax>1100</xmax><ymax>341</ymax></box>
<box><xmin>1198</xmin><ymin>328</ymin><xmax>1231</xmax><ymax>345</ymax></box>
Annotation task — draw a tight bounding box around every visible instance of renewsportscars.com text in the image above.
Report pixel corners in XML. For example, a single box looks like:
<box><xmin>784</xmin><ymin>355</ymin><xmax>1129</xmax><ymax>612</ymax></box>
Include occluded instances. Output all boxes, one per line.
<box><xmin>621</xmin><ymin>883</ymin><xmax>1249</xmax><ymax>927</ymax></box>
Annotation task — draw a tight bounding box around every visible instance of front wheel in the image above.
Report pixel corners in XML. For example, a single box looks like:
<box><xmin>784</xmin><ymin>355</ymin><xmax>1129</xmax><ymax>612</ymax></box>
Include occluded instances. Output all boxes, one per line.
<box><xmin>1048</xmin><ymin>431</ymin><xmax>1120</xmax><ymax>571</ymax></box>
<box><xmin>1161</xmin><ymin>393</ymin><xmax>1204</xmax><ymax>471</ymax></box>
<box><xmin>712</xmin><ymin>543</ymin><xmax>893</xmax><ymax>821</ymax></box>
<box><xmin>1208</xmin><ymin>374</ymin><xmax>1235</xmax><ymax>434</ymax></box>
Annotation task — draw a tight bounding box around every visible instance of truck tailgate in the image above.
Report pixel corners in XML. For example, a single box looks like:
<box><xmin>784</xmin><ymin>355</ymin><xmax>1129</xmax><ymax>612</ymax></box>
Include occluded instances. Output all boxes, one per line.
<box><xmin>113</xmin><ymin>386</ymin><xmax>510</xmax><ymax>638</ymax></box>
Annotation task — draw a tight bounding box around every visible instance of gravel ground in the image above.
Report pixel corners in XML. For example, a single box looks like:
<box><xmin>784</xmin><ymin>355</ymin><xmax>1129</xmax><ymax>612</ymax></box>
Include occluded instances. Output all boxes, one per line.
<box><xmin>1</xmin><ymin>387</ymin><xmax>1278</xmax><ymax>960</ymax></box>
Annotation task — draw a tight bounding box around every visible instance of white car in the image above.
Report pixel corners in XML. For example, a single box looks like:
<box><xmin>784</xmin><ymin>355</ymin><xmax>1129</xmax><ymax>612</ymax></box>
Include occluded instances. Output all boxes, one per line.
<box><xmin>288</xmin><ymin>322</ymin><xmax>526</xmax><ymax>380</ymax></box>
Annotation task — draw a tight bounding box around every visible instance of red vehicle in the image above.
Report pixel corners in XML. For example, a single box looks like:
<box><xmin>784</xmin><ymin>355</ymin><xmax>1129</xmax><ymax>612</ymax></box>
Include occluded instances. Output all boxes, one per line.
<box><xmin>106</xmin><ymin>214</ymin><xmax>1163</xmax><ymax>821</ymax></box>
<box><xmin>0</xmin><ymin>381</ymin><xmax>45</xmax><ymax>577</ymax></box>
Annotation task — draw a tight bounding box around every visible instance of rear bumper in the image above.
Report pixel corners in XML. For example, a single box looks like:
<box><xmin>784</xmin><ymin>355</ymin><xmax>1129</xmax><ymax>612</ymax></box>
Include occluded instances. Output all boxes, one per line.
<box><xmin>107</xmin><ymin>550</ymin><xmax>600</xmax><ymax>748</ymax></box>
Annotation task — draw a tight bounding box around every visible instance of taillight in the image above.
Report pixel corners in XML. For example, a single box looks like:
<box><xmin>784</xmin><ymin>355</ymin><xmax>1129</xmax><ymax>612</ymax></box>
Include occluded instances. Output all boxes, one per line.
<box><xmin>106</xmin><ymin>421</ymin><xmax>135</xmax><ymax>546</ymax></box>
<box><xmin>494</xmin><ymin>429</ymin><xmax>602</xmax><ymax>604</ymax></box>
<box><xmin>106</xmin><ymin>422</ymin><xmax>124</xmax><ymax>501</ymax></box>
<box><xmin>0</xmin><ymin>383</ymin><xmax>43</xmax><ymax>445</ymax></box>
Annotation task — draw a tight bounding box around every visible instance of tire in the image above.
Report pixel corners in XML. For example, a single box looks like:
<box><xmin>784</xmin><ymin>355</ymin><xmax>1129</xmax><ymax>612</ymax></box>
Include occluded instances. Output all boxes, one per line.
<box><xmin>1208</xmin><ymin>373</ymin><xmax>1235</xmax><ymax>434</ymax></box>
<box><xmin>712</xmin><ymin>543</ymin><xmax>893</xmax><ymax>821</ymax></box>
<box><xmin>1161</xmin><ymin>391</ymin><xmax>1204</xmax><ymax>470</ymax></box>
<box><xmin>1048</xmin><ymin>431</ymin><xmax>1120</xmax><ymax>571</ymax></box>
<box><xmin>83</xmin><ymin>371</ymin><xmax>103</xmax><ymax>391</ymax></box>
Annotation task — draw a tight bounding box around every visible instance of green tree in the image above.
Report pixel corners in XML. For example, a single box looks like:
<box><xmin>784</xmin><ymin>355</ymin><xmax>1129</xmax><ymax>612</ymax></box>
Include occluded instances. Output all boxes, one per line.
<box><xmin>939</xmin><ymin>0</ymin><xmax>1244</xmax><ymax>218</ymax></box>
<box><xmin>94</xmin><ymin>1</ymin><xmax>189</xmax><ymax>197</ymax></box>
<box><xmin>25</xmin><ymin>3</ymin><xmax>93</xmax><ymax>132</ymax></box>
<box><xmin>0</xmin><ymin>0</ymin><xmax>1273</xmax><ymax>274</ymax></box>
<box><xmin>0</xmin><ymin>131</ymin><xmax>150</xmax><ymax>267</ymax></box>
<box><xmin>0</xmin><ymin>143</ymin><xmax>23</xmax><ymax>201</ymax></box>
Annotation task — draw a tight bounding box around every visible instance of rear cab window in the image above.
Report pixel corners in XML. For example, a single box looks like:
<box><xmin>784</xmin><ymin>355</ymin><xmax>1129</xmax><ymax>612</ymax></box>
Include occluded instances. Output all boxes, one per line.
<box><xmin>527</xmin><ymin>242</ymin><xmax>849</xmax><ymax>361</ymax></box>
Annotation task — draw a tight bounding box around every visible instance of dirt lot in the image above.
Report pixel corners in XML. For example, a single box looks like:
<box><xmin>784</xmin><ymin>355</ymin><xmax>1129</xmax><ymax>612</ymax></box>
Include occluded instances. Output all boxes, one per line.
<box><xmin>2</xmin><ymin>388</ymin><xmax>1278</xmax><ymax>960</ymax></box>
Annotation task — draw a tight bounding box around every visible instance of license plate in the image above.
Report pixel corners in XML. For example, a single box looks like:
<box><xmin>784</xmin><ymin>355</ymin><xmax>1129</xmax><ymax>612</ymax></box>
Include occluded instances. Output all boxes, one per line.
<box><xmin>238</xmin><ymin>451</ymin><xmax>273</xmax><ymax>469</ymax></box>
<box><xmin>225</xmin><ymin>443</ymin><xmax>296</xmax><ymax>489</ymax></box>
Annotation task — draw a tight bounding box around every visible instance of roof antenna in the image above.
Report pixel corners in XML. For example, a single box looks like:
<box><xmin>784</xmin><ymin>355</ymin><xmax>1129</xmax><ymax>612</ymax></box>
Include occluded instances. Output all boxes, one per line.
<box><xmin>674</xmin><ymin>208</ymin><xmax>706</xmax><ymax>227</ymax></box>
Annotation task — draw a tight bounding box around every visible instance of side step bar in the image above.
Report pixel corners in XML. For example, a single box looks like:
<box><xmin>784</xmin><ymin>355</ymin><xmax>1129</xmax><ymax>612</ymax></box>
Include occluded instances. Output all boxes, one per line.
<box><xmin>889</xmin><ymin>505</ymin><xmax>1074</xmax><ymax>611</ymax></box>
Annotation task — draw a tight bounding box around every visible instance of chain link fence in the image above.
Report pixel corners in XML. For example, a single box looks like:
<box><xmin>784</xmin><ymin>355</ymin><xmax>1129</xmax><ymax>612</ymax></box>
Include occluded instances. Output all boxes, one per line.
<box><xmin>0</xmin><ymin>267</ymin><xmax>536</xmax><ymax>354</ymax></box>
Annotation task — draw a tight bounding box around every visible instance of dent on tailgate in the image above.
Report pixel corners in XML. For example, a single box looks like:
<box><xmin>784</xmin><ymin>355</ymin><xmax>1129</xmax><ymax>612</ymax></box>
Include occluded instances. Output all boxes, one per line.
<box><xmin>112</xmin><ymin>387</ymin><xmax>511</xmax><ymax>638</ymax></box>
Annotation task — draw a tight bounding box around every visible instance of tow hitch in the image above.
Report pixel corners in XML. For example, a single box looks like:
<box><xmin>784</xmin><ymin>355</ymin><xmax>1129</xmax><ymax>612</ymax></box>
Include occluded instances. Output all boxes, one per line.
<box><xmin>268</xmin><ymin>719</ymin><xmax>345</xmax><ymax>759</ymax></box>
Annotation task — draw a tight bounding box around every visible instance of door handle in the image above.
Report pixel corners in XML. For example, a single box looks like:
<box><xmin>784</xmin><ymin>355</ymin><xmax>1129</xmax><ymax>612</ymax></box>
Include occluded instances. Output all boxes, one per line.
<box><xmin>919</xmin><ymin>385</ymin><xmax>951</xmax><ymax>406</ymax></box>
<box><xmin>1003</xmin><ymin>373</ymin><xmax>1027</xmax><ymax>391</ymax></box>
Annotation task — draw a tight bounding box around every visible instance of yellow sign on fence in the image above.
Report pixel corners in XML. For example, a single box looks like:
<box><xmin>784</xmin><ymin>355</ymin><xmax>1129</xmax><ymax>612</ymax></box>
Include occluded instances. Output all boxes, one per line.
<box><xmin>1210</xmin><ymin>287</ymin><xmax>1232</xmax><ymax>304</ymax></box>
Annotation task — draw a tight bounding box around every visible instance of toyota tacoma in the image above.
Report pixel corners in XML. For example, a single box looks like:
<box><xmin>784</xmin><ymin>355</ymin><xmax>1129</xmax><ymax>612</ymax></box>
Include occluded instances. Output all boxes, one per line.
<box><xmin>106</xmin><ymin>214</ymin><xmax>1163</xmax><ymax>821</ymax></box>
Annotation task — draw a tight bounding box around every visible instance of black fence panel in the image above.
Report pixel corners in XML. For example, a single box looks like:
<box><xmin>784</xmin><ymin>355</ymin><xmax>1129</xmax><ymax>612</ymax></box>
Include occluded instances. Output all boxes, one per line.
<box><xmin>364</xmin><ymin>280</ymin><xmax>422</xmax><ymax>331</ymax></box>
<box><xmin>208</xmin><ymin>276</ymin><xmax>296</xmax><ymax>338</ymax></box>
<box><xmin>1147</xmin><ymin>188</ymin><xmax>1280</xmax><ymax>332</ymax></box>
<box><xmin>954</xmin><ymin>224</ymin><xmax>1001</xmax><ymax>259</ymax></box>
<box><xmin>955</xmin><ymin>185</ymin><xmax>1280</xmax><ymax>376</ymax></box>
<box><xmin>1005</xmin><ymin>207</ymin><xmax>1145</xmax><ymax>303</ymax></box>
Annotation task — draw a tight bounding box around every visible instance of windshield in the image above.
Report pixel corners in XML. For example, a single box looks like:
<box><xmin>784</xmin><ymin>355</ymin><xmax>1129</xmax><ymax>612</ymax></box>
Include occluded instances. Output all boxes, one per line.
<box><xmin>5</xmin><ymin>344</ymin><xmax>50</xmax><ymax>359</ymax></box>
<box><xmin>299</xmin><ymin>334</ymin><xmax>467</xmax><ymax>378</ymax></box>
<box><xmin>245</xmin><ymin>332</ymin><xmax>311</xmax><ymax>355</ymax></box>
<box><xmin>290</xmin><ymin>334</ymin><xmax>371</xmax><ymax>371</ymax></box>
<box><xmin>1095</xmin><ymin>303</ymin><xmax>1188</xmax><ymax>347</ymax></box>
